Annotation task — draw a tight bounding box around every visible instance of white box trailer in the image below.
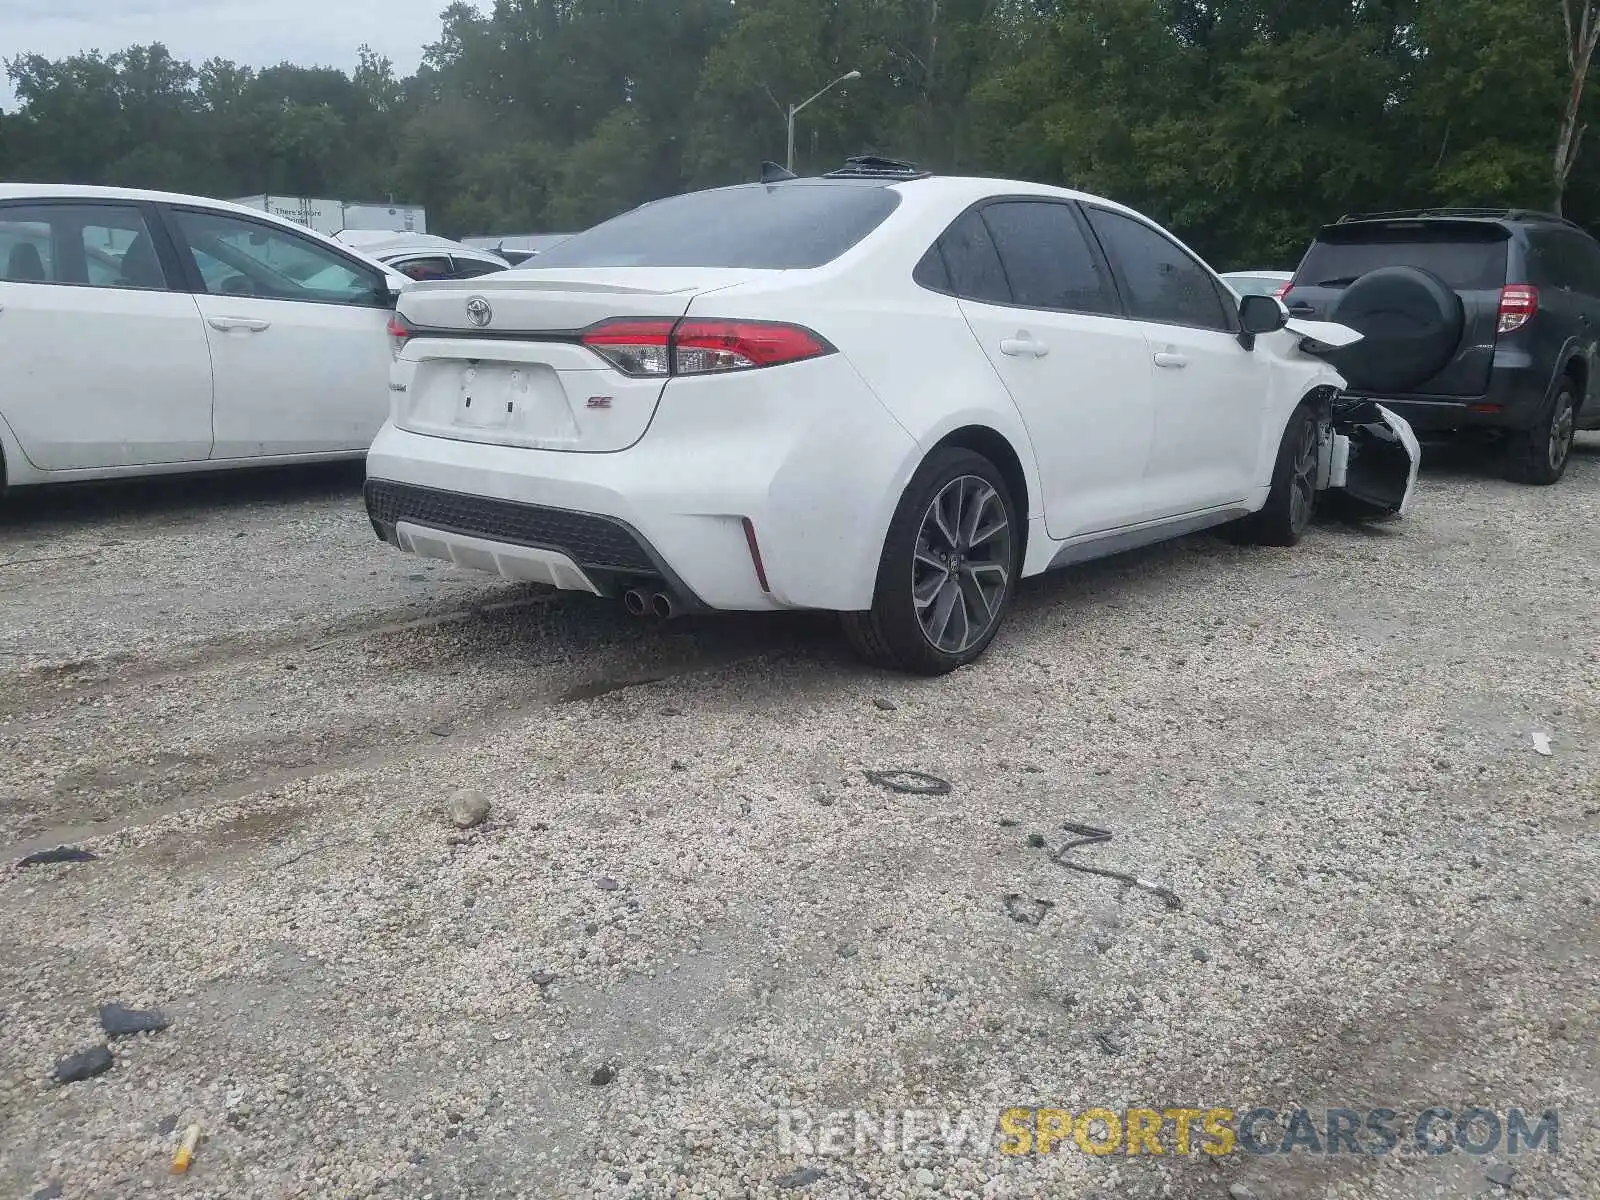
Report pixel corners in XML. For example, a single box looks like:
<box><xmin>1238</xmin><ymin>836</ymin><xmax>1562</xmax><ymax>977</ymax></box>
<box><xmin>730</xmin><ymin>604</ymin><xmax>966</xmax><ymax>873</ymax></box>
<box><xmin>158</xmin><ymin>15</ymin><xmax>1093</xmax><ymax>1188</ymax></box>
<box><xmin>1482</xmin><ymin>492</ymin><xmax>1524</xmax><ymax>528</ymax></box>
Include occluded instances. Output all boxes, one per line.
<box><xmin>340</xmin><ymin>203</ymin><xmax>427</xmax><ymax>235</ymax></box>
<box><xmin>229</xmin><ymin>194</ymin><xmax>345</xmax><ymax>235</ymax></box>
<box><xmin>228</xmin><ymin>196</ymin><xmax>428</xmax><ymax>237</ymax></box>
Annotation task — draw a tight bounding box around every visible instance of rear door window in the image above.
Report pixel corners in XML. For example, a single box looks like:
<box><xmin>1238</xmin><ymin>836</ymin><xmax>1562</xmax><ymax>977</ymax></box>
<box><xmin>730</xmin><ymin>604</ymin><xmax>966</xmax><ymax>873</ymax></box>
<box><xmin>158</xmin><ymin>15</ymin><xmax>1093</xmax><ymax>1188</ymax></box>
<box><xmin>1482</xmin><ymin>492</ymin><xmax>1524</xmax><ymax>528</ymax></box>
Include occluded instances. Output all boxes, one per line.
<box><xmin>450</xmin><ymin>257</ymin><xmax>508</xmax><ymax>279</ymax></box>
<box><xmin>1561</xmin><ymin>232</ymin><xmax>1600</xmax><ymax>296</ymax></box>
<box><xmin>980</xmin><ymin>201</ymin><xmax>1118</xmax><ymax>315</ymax></box>
<box><xmin>388</xmin><ymin>255</ymin><xmax>454</xmax><ymax>282</ymax></box>
<box><xmin>0</xmin><ymin>203</ymin><xmax>169</xmax><ymax>290</ymax></box>
<box><xmin>1296</xmin><ymin>224</ymin><xmax>1509</xmax><ymax>291</ymax></box>
<box><xmin>928</xmin><ymin>209</ymin><xmax>1011</xmax><ymax>305</ymax></box>
<box><xmin>531</xmin><ymin>182</ymin><xmax>900</xmax><ymax>269</ymax></box>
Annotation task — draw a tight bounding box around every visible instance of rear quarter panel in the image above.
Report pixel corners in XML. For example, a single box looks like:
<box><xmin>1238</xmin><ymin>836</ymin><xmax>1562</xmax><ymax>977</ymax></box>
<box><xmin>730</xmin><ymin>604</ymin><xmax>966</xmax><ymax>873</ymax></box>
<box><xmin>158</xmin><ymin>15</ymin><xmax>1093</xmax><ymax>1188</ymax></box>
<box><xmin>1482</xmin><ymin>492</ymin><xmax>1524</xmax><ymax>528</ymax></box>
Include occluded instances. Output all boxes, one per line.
<box><xmin>688</xmin><ymin>186</ymin><xmax>1046</xmax><ymax>561</ymax></box>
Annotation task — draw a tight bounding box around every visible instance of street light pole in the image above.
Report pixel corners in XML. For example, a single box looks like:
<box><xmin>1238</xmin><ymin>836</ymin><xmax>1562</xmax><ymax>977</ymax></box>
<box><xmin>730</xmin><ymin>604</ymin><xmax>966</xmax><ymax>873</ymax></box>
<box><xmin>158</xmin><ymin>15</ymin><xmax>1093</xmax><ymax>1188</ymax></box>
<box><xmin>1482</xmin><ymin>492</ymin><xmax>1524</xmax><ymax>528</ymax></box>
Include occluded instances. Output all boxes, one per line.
<box><xmin>785</xmin><ymin>70</ymin><xmax>862</xmax><ymax>173</ymax></box>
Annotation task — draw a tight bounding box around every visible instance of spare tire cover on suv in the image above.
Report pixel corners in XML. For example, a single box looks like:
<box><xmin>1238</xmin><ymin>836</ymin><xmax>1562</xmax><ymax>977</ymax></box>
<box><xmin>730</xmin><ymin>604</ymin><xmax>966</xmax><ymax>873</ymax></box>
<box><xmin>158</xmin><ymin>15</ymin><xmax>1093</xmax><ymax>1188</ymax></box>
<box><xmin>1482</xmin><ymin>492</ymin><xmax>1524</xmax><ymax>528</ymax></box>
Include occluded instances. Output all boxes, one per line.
<box><xmin>1319</xmin><ymin>266</ymin><xmax>1464</xmax><ymax>394</ymax></box>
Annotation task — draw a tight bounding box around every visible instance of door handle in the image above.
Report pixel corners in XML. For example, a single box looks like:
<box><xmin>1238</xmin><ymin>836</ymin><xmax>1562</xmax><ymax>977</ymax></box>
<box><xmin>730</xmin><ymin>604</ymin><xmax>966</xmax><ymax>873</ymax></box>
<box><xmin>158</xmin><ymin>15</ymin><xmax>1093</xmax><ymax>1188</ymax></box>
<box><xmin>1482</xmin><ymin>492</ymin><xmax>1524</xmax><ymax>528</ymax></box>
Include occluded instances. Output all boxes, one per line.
<box><xmin>1153</xmin><ymin>351</ymin><xmax>1188</xmax><ymax>369</ymax></box>
<box><xmin>1287</xmin><ymin>302</ymin><xmax>1314</xmax><ymax>314</ymax></box>
<box><xmin>208</xmin><ymin>316</ymin><xmax>271</xmax><ymax>333</ymax></box>
<box><xmin>999</xmin><ymin>336</ymin><xmax>1049</xmax><ymax>358</ymax></box>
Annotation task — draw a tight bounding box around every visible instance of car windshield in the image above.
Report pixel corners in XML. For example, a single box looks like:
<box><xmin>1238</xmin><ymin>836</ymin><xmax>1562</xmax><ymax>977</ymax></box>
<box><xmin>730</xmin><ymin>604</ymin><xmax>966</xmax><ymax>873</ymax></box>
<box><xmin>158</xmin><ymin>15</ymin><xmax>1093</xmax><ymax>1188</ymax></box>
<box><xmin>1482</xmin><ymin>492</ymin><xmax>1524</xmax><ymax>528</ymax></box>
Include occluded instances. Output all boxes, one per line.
<box><xmin>1297</xmin><ymin>225</ymin><xmax>1509</xmax><ymax>291</ymax></box>
<box><xmin>530</xmin><ymin>182</ymin><xmax>901</xmax><ymax>270</ymax></box>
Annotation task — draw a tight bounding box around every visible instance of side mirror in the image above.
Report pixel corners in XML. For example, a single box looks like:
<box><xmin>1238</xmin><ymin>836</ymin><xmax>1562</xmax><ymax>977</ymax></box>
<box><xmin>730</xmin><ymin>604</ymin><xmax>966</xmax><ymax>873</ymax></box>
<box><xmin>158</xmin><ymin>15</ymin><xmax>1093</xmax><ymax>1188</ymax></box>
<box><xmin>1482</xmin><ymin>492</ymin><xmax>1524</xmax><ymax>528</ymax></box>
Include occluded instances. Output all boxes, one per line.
<box><xmin>1239</xmin><ymin>293</ymin><xmax>1288</xmax><ymax>335</ymax></box>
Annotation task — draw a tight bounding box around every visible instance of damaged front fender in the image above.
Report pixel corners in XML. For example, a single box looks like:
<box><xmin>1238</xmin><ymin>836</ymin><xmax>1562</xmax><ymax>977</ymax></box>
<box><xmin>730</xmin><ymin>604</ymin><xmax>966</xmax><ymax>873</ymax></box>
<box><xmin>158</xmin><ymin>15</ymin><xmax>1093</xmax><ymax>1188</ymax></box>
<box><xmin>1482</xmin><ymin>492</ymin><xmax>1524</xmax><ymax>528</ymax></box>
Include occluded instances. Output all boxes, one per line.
<box><xmin>1281</xmin><ymin>314</ymin><xmax>1421</xmax><ymax>521</ymax></box>
<box><xmin>1324</xmin><ymin>399</ymin><xmax>1421</xmax><ymax>519</ymax></box>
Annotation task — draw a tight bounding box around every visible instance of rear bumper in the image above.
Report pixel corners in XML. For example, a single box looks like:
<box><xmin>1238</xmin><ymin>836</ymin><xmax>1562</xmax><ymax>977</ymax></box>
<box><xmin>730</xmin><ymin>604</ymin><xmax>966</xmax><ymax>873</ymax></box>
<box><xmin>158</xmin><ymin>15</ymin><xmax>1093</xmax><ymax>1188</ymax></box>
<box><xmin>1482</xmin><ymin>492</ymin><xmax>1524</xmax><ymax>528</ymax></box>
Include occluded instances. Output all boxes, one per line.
<box><xmin>1350</xmin><ymin>360</ymin><xmax>1549</xmax><ymax>433</ymax></box>
<box><xmin>366</xmin><ymin>480</ymin><xmax>702</xmax><ymax>604</ymax></box>
<box><xmin>363</xmin><ymin>355</ymin><xmax>919</xmax><ymax>612</ymax></box>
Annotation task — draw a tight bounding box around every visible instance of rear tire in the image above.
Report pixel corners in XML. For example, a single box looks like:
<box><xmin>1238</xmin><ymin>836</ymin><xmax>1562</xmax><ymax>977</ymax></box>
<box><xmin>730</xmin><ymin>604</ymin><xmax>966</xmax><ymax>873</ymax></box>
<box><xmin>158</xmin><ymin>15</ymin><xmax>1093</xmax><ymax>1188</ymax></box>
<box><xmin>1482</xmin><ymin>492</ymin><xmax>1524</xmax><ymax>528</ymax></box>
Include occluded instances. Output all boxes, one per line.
<box><xmin>1223</xmin><ymin>403</ymin><xmax>1319</xmax><ymax>547</ymax></box>
<box><xmin>1504</xmin><ymin>379</ymin><xmax>1576</xmax><ymax>486</ymax></box>
<box><xmin>842</xmin><ymin>448</ymin><xmax>1020</xmax><ymax>676</ymax></box>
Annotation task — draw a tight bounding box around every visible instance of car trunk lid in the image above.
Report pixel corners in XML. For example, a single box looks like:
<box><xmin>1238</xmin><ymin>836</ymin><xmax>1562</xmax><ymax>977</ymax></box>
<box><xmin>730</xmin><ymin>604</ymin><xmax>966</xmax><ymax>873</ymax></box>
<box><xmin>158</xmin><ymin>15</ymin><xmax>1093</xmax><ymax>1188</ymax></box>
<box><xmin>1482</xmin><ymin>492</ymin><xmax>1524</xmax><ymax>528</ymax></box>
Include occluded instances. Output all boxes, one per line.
<box><xmin>391</xmin><ymin>268</ymin><xmax>760</xmax><ymax>452</ymax></box>
<box><xmin>1284</xmin><ymin>220</ymin><xmax>1508</xmax><ymax>397</ymax></box>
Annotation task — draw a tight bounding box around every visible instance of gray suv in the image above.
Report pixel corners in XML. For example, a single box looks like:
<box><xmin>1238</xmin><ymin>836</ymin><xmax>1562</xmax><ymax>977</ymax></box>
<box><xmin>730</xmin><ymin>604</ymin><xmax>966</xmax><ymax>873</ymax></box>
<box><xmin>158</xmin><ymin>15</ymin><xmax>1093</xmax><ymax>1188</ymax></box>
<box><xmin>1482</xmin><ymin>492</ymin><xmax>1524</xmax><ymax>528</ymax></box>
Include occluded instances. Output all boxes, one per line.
<box><xmin>1282</xmin><ymin>207</ymin><xmax>1600</xmax><ymax>484</ymax></box>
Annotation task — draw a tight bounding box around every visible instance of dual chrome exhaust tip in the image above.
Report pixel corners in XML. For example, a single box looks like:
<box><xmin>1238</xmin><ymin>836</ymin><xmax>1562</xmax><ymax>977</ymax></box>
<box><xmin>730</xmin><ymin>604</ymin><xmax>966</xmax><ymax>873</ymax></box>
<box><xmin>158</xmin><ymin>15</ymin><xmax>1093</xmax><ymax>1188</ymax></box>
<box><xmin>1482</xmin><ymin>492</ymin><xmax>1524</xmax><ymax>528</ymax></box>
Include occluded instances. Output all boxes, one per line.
<box><xmin>622</xmin><ymin>588</ymin><xmax>676</xmax><ymax>619</ymax></box>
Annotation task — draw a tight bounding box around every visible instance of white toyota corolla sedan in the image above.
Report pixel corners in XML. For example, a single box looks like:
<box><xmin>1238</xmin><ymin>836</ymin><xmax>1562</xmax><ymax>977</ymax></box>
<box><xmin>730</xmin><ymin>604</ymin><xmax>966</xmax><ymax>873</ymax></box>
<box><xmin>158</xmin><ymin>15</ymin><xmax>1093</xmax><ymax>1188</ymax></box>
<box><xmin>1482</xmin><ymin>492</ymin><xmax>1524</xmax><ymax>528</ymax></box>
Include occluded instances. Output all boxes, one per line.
<box><xmin>366</xmin><ymin>158</ymin><xmax>1420</xmax><ymax>674</ymax></box>
<box><xmin>0</xmin><ymin>184</ymin><xmax>408</xmax><ymax>490</ymax></box>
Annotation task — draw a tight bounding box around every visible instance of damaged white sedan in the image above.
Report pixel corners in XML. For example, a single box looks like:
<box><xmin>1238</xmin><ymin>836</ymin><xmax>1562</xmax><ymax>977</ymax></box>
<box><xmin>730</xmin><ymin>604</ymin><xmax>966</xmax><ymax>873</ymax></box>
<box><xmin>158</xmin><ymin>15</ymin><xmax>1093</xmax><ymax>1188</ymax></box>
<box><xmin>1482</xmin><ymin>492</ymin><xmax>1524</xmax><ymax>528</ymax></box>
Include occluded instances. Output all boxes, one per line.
<box><xmin>365</xmin><ymin>158</ymin><xmax>1419</xmax><ymax>675</ymax></box>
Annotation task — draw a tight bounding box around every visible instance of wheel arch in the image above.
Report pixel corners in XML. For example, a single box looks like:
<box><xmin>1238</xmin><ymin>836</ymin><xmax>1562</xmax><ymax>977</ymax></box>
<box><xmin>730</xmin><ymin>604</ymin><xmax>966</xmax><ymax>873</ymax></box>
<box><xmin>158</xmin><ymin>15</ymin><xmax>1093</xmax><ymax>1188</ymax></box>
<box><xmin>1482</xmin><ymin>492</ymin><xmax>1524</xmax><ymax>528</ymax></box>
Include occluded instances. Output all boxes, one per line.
<box><xmin>926</xmin><ymin>424</ymin><xmax>1031</xmax><ymax>563</ymax></box>
<box><xmin>1560</xmin><ymin>353</ymin><xmax>1585</xmax><ymax>400</ymax></box>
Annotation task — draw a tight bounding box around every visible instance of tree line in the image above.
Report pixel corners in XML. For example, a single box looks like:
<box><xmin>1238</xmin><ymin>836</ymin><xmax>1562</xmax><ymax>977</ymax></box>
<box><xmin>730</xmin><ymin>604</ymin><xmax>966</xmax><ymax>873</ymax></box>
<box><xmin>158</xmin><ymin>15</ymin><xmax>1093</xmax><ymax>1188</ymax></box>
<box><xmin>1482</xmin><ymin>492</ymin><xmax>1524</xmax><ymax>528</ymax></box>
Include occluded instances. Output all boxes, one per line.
<box><xmin>2</xmin><ymin>0</ymin><xmax>1598</xmax><ymax>271</ymax></box>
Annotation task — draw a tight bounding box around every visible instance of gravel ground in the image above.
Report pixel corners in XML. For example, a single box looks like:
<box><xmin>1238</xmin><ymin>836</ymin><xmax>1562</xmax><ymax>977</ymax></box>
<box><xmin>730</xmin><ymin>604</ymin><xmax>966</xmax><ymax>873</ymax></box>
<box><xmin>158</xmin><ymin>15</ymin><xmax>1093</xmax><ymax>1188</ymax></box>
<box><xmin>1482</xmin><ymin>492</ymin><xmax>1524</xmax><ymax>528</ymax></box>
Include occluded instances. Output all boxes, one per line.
<box><xmin>1</xmin><ymin>446</ymin><xmax>1597</xmax><ymax>1200</ymax></box>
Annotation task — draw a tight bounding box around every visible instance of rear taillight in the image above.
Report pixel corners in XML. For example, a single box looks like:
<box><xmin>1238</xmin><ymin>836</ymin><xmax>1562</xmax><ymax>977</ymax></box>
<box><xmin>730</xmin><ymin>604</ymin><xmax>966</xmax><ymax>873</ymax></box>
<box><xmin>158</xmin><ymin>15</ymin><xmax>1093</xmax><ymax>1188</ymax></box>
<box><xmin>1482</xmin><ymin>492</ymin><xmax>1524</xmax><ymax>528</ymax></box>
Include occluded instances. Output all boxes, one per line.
<box><xmin>580</xmin><ymin>318</ymin><xmax>832</xmax><ymax>378</ymax></box>
<box><xmin>386</xmin><ymin>312</ymin><xmax>415</xmax><ymax>359</ymax></box>
<box><xmin>1275</xmin><ymin>281</ymin><xmax>1293</xmax><ymax>300</ymax></box>
<box><xmin>1497</xmin><ymin>284</ymin><xmax>1538</xmax><ymax>334</ymax></box>
<box><xmin>673</xmin><ymin>320</ymin><xmax>830</xmax><ymax>372</ymax></box>
<box><xmin>580</xmin><ymin>319</ymin><xmax>675</xmax><ymax>376</ymax></box>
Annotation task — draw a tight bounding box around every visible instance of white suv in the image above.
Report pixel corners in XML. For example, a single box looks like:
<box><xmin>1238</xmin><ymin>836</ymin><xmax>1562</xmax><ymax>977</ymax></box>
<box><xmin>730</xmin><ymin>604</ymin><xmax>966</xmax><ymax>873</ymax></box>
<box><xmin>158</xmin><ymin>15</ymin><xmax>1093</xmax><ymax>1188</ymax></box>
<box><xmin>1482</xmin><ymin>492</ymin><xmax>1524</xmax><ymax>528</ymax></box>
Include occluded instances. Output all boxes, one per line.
<box><xmin>365</xmin><ymin>158</ymin><xmax>1419</xmax><ymax>674</ymax></box>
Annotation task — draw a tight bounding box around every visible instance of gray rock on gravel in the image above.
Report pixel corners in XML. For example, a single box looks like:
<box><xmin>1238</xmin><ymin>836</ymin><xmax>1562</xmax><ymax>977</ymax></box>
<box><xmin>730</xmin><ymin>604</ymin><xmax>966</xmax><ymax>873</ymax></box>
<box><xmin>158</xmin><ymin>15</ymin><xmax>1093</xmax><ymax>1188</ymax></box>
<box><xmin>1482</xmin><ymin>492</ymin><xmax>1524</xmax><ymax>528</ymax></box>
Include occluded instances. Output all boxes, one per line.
<box><xmin>98</xmin><ymin>1002</ymin><xmax>169</xmax><ymax>1036</ymax></box>
<box><xmin>52</xmin><ymin>1045</ymin><xmax>113</xmax><ymax>1083</ymax></box>
<box><xmin>1227</xmin><ymin>1185</ymin><xmax>1259</xmax><ymax>1200</ymax></box>
<box><xmin>447</xmin><ymin>789</ymin><xmax>491</xmax><ymax>829</ymax></box>
<box><xmin>776</xmin><ymin>1166</ymin><xmax>825</xmax><ymax>1188</ymax></box>
<box><xmin>1485</xmin><ymin>1163</ymin><xmax>1515</xmax><ymax>1188</ymax></box>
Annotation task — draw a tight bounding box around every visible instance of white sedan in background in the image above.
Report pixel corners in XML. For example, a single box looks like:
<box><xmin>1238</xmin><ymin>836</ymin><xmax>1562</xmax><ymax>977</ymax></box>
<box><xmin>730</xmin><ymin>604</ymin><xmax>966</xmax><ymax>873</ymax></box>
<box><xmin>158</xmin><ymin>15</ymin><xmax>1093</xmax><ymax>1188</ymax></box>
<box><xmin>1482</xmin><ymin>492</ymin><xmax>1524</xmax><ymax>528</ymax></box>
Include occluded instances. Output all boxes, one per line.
<box><xmin>0</xmin><ymin>184</ymin><xmax>408</xmax><ymax>490</ymax></box>
<box><xmin>333</xmin><ymin>230</ymin><xmax>512</xmax><ymax>281</ymax></box>
<box><xmin>366</xmin><ymin>158</ymin><xmax>1420</xmax><ymax>674</ymax></box>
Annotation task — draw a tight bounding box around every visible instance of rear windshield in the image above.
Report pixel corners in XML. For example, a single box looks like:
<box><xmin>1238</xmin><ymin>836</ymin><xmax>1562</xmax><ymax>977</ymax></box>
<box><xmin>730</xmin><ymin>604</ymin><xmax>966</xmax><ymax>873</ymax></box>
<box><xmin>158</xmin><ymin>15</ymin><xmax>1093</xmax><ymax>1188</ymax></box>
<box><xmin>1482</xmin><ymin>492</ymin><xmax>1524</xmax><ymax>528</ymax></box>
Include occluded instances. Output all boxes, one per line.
<box><xmin>530</xmin><ymin>182</ymin><xmax>900</xmax><ymax>270</ymax></box>
<box><xmin>1297</xmin><ymin>224</ymin><xmax>1509</xmax><ymax>291</ymax></box>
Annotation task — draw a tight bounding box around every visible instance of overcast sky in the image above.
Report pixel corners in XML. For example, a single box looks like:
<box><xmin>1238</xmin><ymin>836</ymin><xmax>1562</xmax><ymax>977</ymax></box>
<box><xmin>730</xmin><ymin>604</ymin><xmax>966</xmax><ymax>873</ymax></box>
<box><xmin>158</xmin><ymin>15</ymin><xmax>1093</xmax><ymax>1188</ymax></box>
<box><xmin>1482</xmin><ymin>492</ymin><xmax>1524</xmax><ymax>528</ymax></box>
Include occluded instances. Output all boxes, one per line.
<box><xmin>1</xmin><ymin>0</ymin><xmax>464</xmax><ymax>110</ymax></box>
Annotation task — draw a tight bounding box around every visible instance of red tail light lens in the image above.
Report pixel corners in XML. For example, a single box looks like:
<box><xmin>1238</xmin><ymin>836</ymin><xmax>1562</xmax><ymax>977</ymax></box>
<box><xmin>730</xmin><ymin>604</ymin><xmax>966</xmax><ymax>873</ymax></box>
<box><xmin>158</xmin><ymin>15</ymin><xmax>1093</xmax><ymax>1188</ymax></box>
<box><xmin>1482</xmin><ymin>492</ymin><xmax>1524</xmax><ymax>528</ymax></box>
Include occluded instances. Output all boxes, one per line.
<box><xmin>1497</xmin><ymin>284</ymin><xmax>1538</xmax><ymax>334</ymax></box>
<box><xmin>580</xmin><ymin>318</ymin><xmax>675</xmax><ymax>376</ymax></box>
<box><xmin>673</xmin><ymin>320</ymin><xmax>830</xmax><ymax>373</ymax></box>
<box><xmin>386</xmin><ymin>312</ymin><xmax>415</xmax><ymax>358</ymax></box>
<box><xmin>1275</xmin><ymin>281</ymin><xmax>1293</xmax><ymax>300</ymax></box>
<box><xmin>580</xmin><ymin>318</ymin><xmax>832</xmax><ymax>377</ymax></box>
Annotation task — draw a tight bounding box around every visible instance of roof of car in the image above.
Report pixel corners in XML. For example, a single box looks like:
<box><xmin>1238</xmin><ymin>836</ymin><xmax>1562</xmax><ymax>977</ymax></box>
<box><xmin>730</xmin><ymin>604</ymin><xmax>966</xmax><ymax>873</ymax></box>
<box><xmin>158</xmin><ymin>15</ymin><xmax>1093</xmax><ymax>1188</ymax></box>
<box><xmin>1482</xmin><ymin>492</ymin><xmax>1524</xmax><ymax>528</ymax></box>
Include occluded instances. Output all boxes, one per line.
<box><xmin>334</xmin><ymin>231</ymin><xmax>507</xmax><ymax>262</ymax></box>
<box><xmin>691</xmin><ymin>172</ymin><xmax>1139</xmax><ymax>215</ymax></box>
<box><xmin>1331</xmin><ymin>207</ymin><xmax>1586</xmax><ymax>231</ymax></box>
<box><xmin>0</xmin><ymin>182</ymin><xmax>289</xmax><ymax>214</ymax></box>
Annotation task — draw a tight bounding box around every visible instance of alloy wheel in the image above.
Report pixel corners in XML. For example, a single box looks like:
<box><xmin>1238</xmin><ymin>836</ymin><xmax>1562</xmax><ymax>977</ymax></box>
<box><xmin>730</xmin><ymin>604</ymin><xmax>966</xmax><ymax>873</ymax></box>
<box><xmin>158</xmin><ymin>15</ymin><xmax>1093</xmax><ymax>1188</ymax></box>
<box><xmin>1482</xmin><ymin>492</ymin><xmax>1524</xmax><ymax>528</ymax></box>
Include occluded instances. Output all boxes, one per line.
<box><xmin>912</xmin><ymin>475</ymin><xmax>1012</xmax><ymax>655</ymax></box>
<box><xmin>1288</xmin><ymin>417</ymin><xmax>1319</xmax><ymax>533</ymax></box>
<box><xmin>1549</xmin><ymin>396</ymin><xmax>1576</xmax><ymax>473</ymax></box>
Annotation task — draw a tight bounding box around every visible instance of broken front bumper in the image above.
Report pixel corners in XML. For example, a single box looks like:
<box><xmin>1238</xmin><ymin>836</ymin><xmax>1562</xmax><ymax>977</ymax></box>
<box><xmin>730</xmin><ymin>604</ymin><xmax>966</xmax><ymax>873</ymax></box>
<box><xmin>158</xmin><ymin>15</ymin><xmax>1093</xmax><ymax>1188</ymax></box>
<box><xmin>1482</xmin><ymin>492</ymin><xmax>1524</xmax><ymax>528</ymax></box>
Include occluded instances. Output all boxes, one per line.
<box><xmin>1322</xmin><ymin>400</ymin><xmax>1422</xmax><ymax>518</ymax></box>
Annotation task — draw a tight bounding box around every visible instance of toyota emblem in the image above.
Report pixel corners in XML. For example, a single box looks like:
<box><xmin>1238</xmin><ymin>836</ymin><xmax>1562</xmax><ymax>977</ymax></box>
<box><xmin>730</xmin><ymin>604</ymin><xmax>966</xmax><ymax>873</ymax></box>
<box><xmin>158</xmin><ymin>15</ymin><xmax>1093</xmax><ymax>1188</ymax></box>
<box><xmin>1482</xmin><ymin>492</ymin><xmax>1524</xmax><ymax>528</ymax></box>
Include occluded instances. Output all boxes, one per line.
<box><xmin>464</xmin><ymin>297</ymin><xmax>492</xmax><ymax>327</ymax></box>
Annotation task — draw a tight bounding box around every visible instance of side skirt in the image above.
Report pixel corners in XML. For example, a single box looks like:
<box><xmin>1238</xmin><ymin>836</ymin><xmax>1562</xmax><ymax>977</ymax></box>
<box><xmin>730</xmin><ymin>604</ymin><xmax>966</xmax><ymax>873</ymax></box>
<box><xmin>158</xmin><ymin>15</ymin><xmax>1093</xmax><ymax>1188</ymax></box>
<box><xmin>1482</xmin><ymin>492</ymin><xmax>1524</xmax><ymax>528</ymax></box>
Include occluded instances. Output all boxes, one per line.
<box><xmin>1043</xmin><ymin>505</ymin><xmax>1255</xmax><ymax>571</ymax></box>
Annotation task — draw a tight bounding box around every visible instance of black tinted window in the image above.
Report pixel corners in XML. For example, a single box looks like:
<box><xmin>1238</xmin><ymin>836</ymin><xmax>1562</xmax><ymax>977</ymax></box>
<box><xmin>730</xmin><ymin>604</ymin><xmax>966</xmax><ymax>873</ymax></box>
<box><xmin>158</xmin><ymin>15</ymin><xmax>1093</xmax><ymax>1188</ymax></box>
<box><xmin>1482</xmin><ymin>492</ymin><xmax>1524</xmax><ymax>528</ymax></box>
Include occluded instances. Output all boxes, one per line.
<box><xmin>980</xmin><ymin>201</ymin><xmax>1116</xmax><ymax>314</ymax></box>
<box><xmin>1296</xmin><ymin>225</ymin><xmax>1509</xmax><ymax>291</ymax></box>
<box><xmin>913</xmin><ymin>244</ymin><xmax>952</xmax><ymax>292</ymax></box>
<box><xmin>452</xmin><ymin>259</ymin><xmax>507</xmax><ymax>279</ymax></box>
<box><xmin>531</xmin><ymin>183</ymin><xmax>900</xmax><ymax>269</ymax></box>
<box><xmin>1087</xmin><ymin>208</ymin><xmax>1229</xmax><ymax>330</ymax></box>
<box><xmin>935</xmin><ymin>210</ymin><xmax>1010</xmax><ymax>305</ymax></box>
<box><xmin>1557</xmin><ymin>232</ymin><xmax>1600</xmax><ymax>294</ymax></box>
<box><xmin>390</xmin><ymin>256</ymin><xmax>453</xmax><ymax>281</ymax></box>
<box><xmin>0</xmin><ymin>202</ymin><xmax>168</xmax><ymax>289</ymax></box>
